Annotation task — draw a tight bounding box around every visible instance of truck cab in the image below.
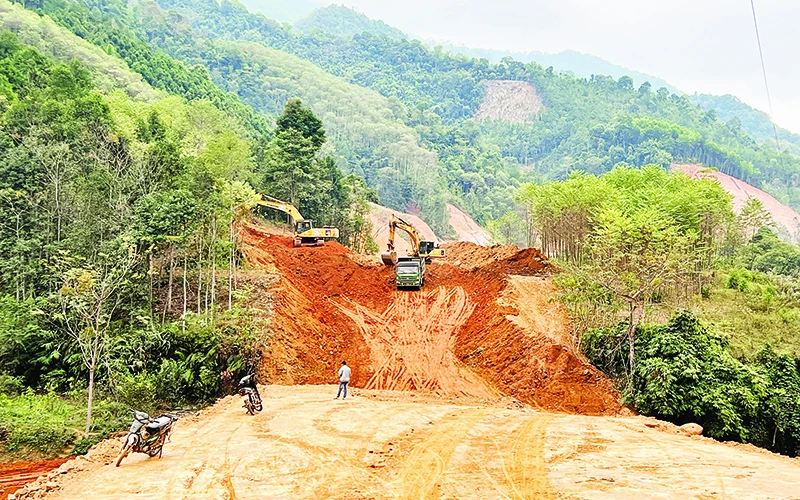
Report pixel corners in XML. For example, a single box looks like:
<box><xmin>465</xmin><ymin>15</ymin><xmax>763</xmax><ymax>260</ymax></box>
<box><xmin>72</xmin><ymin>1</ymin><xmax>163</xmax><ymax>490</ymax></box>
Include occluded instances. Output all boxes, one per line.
<box><xmin>395</xmin><ymin>257</ymin><xmax>425</xmax><ymax>290</ymax></box>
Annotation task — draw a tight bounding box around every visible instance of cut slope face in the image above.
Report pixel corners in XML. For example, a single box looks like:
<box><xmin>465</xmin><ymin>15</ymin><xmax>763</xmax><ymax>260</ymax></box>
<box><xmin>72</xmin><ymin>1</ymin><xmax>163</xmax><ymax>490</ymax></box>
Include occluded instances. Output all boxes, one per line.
<box><xmin>675</xmin><ymin>163</ymin><xmax>800</xmax><ymax>241</ymax></box>
<box><xmin>335</xmin><ymin>287</ymin><xmax>495</xmax><ymax>398</ymax></box>
<box><xmin>475</xmin><ymin>80</ymin><xmax>543</xmax><ymax>123</ymax></box>
<box><xmin>240</xmin><ymin>224</ymin><xmax>620</xmax><ymax>414</ymax></box>
<box><xmin>447</xmin><ymin>203</ymin><xmax>494</xmax><ymax>245</ymax></box>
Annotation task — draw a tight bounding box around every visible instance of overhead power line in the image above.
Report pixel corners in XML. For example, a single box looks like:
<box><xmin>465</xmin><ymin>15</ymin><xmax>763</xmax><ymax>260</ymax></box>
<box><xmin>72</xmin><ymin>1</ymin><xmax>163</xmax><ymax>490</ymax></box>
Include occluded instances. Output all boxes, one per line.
<box><xmin>749</xmin><ymin>0</ymin><xmax>783</xmax><ymax>157</ymax></box>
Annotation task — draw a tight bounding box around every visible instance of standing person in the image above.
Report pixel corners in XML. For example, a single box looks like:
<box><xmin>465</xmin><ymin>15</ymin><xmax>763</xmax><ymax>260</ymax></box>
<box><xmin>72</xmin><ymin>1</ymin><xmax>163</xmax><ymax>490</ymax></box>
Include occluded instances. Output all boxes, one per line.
<box><xmin>335</xmin><ymin>361</ymin><xmax>351</xmax><ymax>399</ymax></box>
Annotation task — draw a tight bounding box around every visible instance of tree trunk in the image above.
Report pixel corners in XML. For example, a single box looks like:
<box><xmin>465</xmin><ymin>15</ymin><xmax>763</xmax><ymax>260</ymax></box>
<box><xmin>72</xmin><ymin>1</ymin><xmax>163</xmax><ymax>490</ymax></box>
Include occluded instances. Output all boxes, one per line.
<box><xmin>197</xmin><ymin>236</ymin><xmax>203</xmax><ymax>315</ymax></box>
<box><xmin>182</xmin><ymin>252</ymin><xmax>188</xmax><ymax>332</ymax></box>
<box><xmin>228</xmin><ymin>216</ymin><xmax>234</xmax><ymax>310</ymax></box>
<box><xmin>85</xmin><ymin>364</ymin><xmax>95</xmax><ymax>437</ymax></box>
<box><xmin>210</xmin><ymin>220</ymin><xmax>217</xmax><ymax>321</ymax></box>
<box><xmin>628</xmin><ymin>301</ymin><xmax>637</xmax><ymax>391</ymax></box>
<box><xmin>162</xmin><ymin>248</ymin><xmax>175</xmax><ymax>324</ymax></box>
<box><xmin>149</xmin><ymin>253</ymin><xmax>154</xmax><ymax>319</ymax></box>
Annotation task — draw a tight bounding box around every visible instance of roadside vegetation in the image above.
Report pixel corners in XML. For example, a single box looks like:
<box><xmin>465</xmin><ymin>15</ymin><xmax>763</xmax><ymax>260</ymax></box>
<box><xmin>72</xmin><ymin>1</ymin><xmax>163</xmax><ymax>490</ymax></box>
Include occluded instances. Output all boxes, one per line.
<box><xmin>502</xmin><ymin>165</ymin><xmax>800</xmax><ymax>456</ymax></box>
<box><xmin>0</xmin><ymin>27</ymin><xmax>371</xmax><ymax>459</ymax></box>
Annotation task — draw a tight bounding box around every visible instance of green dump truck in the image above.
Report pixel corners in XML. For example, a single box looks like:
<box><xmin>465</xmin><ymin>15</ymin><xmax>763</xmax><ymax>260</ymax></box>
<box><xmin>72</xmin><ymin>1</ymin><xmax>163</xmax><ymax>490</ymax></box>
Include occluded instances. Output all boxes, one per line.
<box><xmin>395</xmin><ymin>256</ymin><xmax>425</xmax><ymax>290</ymax></box>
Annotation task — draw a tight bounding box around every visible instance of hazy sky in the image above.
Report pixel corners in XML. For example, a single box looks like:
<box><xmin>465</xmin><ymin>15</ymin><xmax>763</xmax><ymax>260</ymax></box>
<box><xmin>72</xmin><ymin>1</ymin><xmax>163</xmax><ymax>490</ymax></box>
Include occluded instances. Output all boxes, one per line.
<box><xmin>315</xmin><ymin>0</ymin><xmax>800</xmax><ymax>134</ymax></box>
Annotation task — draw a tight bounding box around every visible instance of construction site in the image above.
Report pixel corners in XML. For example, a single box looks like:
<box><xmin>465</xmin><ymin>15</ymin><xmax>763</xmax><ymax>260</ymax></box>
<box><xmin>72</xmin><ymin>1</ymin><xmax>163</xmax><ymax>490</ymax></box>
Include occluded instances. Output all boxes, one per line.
<box><xmin>3</xmin><ymin>222</ymin><xmax>799</xmax><ymax>499</ymax></box>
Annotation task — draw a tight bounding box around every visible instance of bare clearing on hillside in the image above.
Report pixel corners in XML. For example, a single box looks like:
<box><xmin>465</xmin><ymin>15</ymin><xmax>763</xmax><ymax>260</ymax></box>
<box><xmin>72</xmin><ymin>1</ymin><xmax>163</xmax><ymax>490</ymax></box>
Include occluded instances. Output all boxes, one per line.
<box><xmin>8</xmin><ymin>224</ymin><xmax>800</xmax><ymax>499</ymax></box>
<box><xmin>675</xmin><ymin>163</ymin><xmax>800</xmax><ymax>242</ymax></box>
<box><xmin>447</xmin><ymin>203</ymin><xmax>494</xmax><ymax>245</ymax></box>
<box><xmin>475</xmin><ymin>80</ymin><xmax>543</xmax><ymax>123</ymax></box>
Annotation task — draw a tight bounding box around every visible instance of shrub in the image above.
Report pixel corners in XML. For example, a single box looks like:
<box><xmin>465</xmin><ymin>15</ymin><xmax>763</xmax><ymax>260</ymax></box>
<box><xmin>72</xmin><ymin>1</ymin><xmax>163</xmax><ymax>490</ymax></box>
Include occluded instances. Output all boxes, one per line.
<box><xmin>584</xmin><ymin>311</ymin><xmax>800</xmax><ymax>456</ymax></box>
<box><xmin>727</xmin><ymin>268</ymin><xmax>755</xmax><ymax>292</ymax></box>
<box><xmin>0</xmin><ymin>374</ymin><xmax>24</xmax><ymax>395</ymax></box>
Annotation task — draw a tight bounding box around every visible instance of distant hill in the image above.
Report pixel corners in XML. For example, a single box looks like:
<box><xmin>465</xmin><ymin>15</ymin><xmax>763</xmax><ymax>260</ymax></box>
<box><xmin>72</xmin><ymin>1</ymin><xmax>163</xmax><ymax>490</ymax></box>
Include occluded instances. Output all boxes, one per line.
<box><xmin>690</xmin><ymin>94</ymin><xmax>800</xmax><ymax>154</ymax></box>
<box><xmin>296</xmin><ymin>5</ymin><xmax>405</xmax><ymax>40</ymax></box>
<box><xmin>238</xmin><ymin>0</ymin><xmax>320</xmax><ymax>23</ymax></box>
<box><xmin>439</xmin><ymin>45</ymin><xmax>681</xmax><ymax>94</ymax></box>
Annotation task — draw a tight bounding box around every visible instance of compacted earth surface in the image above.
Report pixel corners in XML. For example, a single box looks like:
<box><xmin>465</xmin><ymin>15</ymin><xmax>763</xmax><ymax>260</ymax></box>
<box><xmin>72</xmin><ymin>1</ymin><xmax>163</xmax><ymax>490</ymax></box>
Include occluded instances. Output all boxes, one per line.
<box><xmin>4</xmin><ymin>224</ymin><xmax>800</xmax><ymax>498</ymax></box>
<box><xmin>7</xmin><ymin>385</ymin><xmax>800</xmax><ymax>499</ymax></box>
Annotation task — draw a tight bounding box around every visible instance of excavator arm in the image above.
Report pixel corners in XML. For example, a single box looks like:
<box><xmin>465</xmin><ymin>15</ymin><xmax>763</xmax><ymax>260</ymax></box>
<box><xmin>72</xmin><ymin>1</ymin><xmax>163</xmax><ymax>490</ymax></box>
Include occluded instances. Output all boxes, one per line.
<box><xmin>381</xmin><ymin>215</ymin><xmax>444</xmax><ymax>266</ymax></box>
<box><xmin>257</xmin><ymin>195</ymin><xmax>304</xmax><ymax>223</ymax></box>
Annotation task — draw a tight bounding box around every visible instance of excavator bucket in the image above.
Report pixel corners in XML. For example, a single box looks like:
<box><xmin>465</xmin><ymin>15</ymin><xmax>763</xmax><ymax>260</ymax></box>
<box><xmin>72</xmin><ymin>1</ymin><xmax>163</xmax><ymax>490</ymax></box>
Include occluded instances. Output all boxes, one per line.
<box><xmin>381</xmin><ymin>251</ymin><xmax>397</xmax><ymax>266</ymax></box>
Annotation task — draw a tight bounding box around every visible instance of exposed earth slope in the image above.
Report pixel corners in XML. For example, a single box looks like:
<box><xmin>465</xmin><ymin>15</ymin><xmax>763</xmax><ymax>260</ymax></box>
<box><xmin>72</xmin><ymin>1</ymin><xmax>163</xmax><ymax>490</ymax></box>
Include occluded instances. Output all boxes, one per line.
<box><xmin>7</xmin><ymin>224</ymin><xmax>800</xmax><ymax>498</ymax></box>
<box><xmin>675</xmin><ymin>163</ymin><xmax>800</xmax><ymax>240</ymax></box>
<box><xmin>474</xmin><ymin>80</ymin><xmax>543</xmax><ymax>123</ymax></box>
<box><xmin>447</xmin><ymin>204</ymin><xmax>494</xmax><ymax>245</ymax></box>
<box><xmin>239</xmin><ymin>224</ymin><xmax>617</xmax><ymax>413</ymax></box>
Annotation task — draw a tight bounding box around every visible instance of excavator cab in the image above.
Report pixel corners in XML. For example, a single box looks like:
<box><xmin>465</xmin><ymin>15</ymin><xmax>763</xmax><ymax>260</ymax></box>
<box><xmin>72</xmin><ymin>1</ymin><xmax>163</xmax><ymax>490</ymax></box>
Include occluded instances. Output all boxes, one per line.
<box><xmin>256</xmin><ymin>195</ymin><xmax>339</xmax><ymax>248</ymax></box>
<box><xmin>295</xmin><ymin>220</ymin><xmax>313</xmax><ymax>235</ymax></box>
<box><xmin>419</xmin><ymin>241</ymin><xmax>436</xmax><ymax>256</ymax></box>
<box><xmin>419</xmin><ymin>241</ymin><xmax>445</xmax><ymax>263</ymax></box>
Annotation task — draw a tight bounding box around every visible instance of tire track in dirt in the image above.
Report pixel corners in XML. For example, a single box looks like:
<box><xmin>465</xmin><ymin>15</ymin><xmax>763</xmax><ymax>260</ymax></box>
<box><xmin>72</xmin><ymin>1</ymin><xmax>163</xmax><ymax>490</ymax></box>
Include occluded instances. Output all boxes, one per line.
<box><xmin>334</xmin><ymin>287</ymin><xmax>495</xmax><ymax>399</ymax></box>
<box><xmin>504</xmin><ymin>414</ymin><xmax>557</xmax><ymax>499</ymax></box>
<box><xmin>395</xmin><ymin>408</ymin><xmax>491</xmax><ymax>499</ymax></box>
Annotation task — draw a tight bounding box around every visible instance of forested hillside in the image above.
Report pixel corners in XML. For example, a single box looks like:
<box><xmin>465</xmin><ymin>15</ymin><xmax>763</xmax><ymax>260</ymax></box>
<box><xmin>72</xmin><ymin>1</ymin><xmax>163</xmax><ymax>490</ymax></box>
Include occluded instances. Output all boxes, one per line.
<box><xmin>295</xmin><ymin>5</ymin><xmax>405</xmax><ymax>40</ymax></box>
<box><xmin>121</xmin><ymin>0</ymin><xmax>800</xmax><ymax>220</ymax></box>
<box><xmin>691</xmin><ymin>93</ymin><xmax>800</xmax><ymax>154</ymax></box>
<box><xmin>0</xmin><ymin>0</ymin><xmax>376</xmax><ymax>458</ymax></box>
<box><xmin>442</xmin><ymin>45</ymin><xmax>680</xmax><ymax>94</ymax></box>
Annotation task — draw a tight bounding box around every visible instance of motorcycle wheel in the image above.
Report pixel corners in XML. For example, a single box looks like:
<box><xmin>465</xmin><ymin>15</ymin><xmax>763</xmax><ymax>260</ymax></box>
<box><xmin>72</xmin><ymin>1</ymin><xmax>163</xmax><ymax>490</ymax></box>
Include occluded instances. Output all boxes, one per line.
<box><xmin>115</xmin><ymin>441</ymin><xmax>133</xmax><ymax>467</ymax></box>
<box><xmin>255</xmin><ymin>403</ymin><xmax>263</xmax><ymax>412</ymax></box>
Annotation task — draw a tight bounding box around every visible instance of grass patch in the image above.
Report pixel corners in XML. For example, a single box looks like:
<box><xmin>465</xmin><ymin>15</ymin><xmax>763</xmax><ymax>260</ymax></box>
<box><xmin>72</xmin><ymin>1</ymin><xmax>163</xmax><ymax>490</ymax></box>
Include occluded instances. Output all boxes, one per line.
<box><xmin>692</xmin><ymin>287</ymin><xmax>800</xmax><ymax>358</ymax></box>
<box><xmin>0</xmin><ymin>391</ymin><xmax>128</xmax><ymax>460</ymax></box>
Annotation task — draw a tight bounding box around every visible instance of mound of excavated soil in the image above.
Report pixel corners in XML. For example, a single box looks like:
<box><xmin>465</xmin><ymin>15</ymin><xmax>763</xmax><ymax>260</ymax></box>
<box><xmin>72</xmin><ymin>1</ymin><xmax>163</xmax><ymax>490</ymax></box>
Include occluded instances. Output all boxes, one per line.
<box><xmin>443</xmin><ymin>241</ymin><xmax>552</xmax><ymax>274</ymax></box>
<box><xmin>240</xmin><ymin>225</ymin><xmax>619</xmax><ymax>415</ymax></box>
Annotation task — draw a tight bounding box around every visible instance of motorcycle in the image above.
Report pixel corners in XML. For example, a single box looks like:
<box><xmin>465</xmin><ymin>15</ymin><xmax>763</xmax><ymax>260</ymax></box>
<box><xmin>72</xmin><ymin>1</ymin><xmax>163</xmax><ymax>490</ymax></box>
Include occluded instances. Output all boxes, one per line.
<box><xmin>238</xmin><ymin>374</ymin><xmax>263</xmax><ymax>415</ymax></box>
<box><xmin>115</xmin><ymin>410</ymin><xmax>178</xmax><ymax>467</ymax></box>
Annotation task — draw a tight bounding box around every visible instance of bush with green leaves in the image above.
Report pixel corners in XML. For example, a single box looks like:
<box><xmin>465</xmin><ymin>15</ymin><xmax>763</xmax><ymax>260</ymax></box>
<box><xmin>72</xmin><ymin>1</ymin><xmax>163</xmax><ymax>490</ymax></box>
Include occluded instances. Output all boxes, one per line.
<box><xmin>584</xmin><ymin>310</ymin><xmax>800</xmax><ymax>456</ymax></box>
<box><xmin>0</xmin><ymin>391</ymin><xmax>128</xmax><ymax>457</ymax></box>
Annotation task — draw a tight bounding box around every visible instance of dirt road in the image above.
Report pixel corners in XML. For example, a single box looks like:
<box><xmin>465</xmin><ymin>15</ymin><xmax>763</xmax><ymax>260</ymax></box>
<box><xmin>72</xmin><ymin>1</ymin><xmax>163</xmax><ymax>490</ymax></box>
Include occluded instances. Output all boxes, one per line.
<box><xmin>16</xmin><ymin>385</ymin><xmax>799</xmax><ymax>499</ymax></box>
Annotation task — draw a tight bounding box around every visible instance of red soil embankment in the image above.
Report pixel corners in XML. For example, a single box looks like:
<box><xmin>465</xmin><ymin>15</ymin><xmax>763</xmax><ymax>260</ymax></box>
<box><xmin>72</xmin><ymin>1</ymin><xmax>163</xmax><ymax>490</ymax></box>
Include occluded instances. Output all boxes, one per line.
<box><xmin>0</xmin><ymin>459</ymin><xmax>69</xmax><ymax>499</ymax></box>
<box><xmin>240</xmin><ymin>224</ymin><xmax>620</xmax><ymax>415</ymax></box>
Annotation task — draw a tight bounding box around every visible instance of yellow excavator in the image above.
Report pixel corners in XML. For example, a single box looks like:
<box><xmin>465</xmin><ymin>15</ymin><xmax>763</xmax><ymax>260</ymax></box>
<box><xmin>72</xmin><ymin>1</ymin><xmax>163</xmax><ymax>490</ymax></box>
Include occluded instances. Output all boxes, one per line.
<box><xmin>381</xmin><ymin>214</ymin><xmax>444</xmax><ymax>289</ymax></box>
<box><xmin>257</xmin><ymin>195</ymin><xmax>339</xmax><ymax>247</ymax></box>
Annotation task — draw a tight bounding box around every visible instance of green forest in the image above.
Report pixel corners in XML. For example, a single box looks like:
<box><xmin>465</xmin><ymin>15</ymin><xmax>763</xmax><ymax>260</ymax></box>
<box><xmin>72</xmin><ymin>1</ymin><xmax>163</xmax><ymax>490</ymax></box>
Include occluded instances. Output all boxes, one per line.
<box><xmin>1</xmin><ymin>0</ymin><xmax>800</xmax><ymax>461</ymax></box>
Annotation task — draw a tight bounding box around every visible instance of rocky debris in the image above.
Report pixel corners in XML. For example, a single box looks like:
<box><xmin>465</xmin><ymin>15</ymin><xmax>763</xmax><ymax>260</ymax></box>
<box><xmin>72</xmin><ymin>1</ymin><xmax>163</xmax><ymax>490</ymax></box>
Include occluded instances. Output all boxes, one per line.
<box><xmin>680</xmin><ymin>423</ymin><xmax>703</xmax><ymax>436</ymax></box>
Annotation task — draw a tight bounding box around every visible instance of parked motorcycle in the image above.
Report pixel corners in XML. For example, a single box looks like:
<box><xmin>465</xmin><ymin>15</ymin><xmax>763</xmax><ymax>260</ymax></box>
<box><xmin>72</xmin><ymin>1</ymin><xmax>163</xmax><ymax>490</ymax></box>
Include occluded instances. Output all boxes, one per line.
<box><xmin>115</xmin><ymin>410</ymin><xmax>178</xmax><ymax>467</ymax></box>
<box><xmin>238</xmin><ymin>374</ymin><xmax>263</xmax><ymax>415</ymax></box>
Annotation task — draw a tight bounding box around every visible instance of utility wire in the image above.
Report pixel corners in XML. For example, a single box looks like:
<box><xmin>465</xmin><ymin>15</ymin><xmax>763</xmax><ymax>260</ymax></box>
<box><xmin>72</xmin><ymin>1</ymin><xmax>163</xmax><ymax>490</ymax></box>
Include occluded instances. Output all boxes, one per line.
<box><xmin>749</xmin><ymin>0</ymin><xmax>783</xmax><ymax>158</ymax></box>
